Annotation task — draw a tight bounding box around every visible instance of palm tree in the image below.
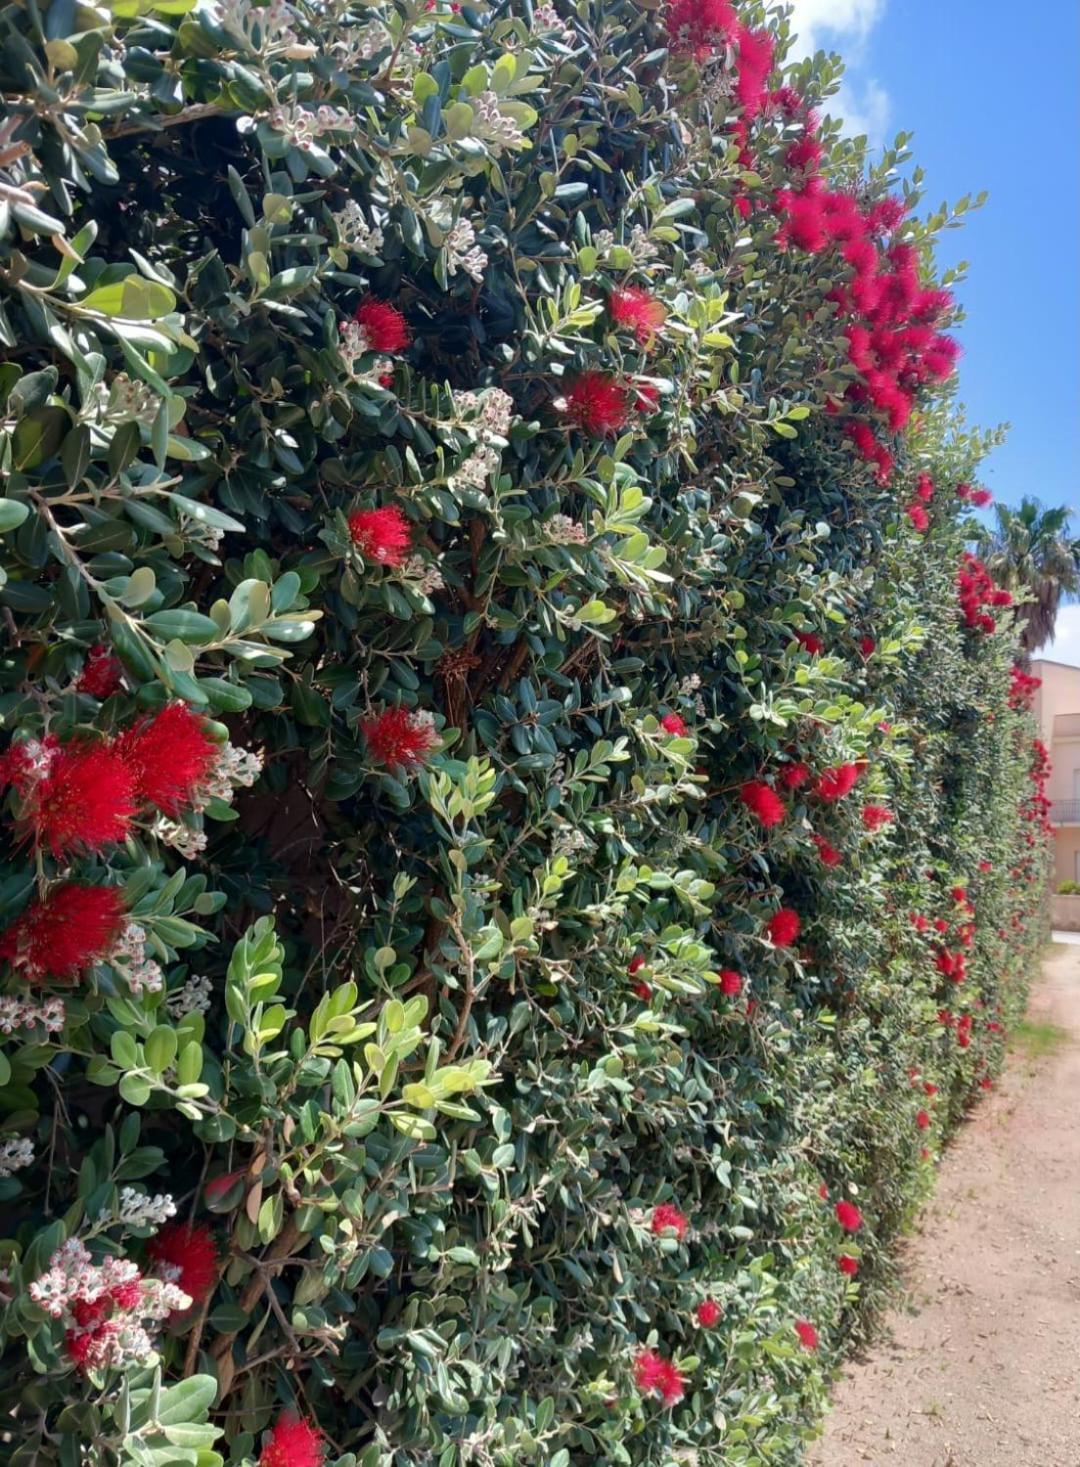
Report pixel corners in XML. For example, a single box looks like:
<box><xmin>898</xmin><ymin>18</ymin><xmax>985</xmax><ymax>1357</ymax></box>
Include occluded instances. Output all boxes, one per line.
<box><xmin>985</xmin><ymin>498</ymin><xmax>1080</xmax><ymax>653</ymax></box>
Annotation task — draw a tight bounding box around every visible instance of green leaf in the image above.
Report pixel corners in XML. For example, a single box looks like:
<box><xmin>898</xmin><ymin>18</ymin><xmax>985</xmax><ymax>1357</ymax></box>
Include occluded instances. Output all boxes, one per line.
<box><xmin>80</xmin><ymin>278</ymin><xmax>177</xmax><ymax>320</ymax></box>
<box><xmin>143</xmin><ymin>609</ymin><xmax>221</xmax><ymax>644</ymax></box>
<box><xmin>0</xmin><ymin>499</ymin><xmax>29</xmax><ymax>533</ymax></box>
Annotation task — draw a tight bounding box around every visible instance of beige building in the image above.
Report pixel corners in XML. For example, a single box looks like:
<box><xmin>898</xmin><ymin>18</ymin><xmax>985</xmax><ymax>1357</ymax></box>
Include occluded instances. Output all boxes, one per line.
<box><xmin>1031</xmin><ymin>658</ymin><xmax>1080</xmax><ymax>884</ymax></box>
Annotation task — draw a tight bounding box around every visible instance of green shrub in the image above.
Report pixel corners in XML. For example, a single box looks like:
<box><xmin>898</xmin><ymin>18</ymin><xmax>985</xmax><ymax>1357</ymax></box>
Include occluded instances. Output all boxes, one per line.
<box><xmin>0</xmin><ymin>1</ymin><xmax>1050</xmax><ymax>1464</ymax></box>
<box><xmin>1057</xmin><ymin>880</ymin><xmax>1078</xmax><ymax>895</ymax></box>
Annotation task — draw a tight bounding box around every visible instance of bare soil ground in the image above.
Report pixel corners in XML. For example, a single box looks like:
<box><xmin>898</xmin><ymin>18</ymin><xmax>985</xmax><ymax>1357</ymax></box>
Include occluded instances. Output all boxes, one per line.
<box><xmin>809</xmin><ymin>940</ymin><xmax>1080</xmax><ymax>1467</ymax></box>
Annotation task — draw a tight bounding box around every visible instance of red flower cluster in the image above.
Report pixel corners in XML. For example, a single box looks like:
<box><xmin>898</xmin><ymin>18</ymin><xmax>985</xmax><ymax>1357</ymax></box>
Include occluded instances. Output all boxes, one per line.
<box><xmin>957</xmin><ymin>482</ymin><xmax>993</xmax><ymax>508</ymax></box>
<box><xmin>0</xmin><ymin>738</ymin><xmax>135</xmax><ymax>860</ymax></box>
<box><xmin>562</xmin><ymin>372</ymin><xmax>632</xmax><ymax>436</ymax></box>
<box><xmin>772</xmin><ymin>147</ymin><xmax>959</xmax><ymax>482</ymax></box>
<box><xmin>858</xmin><ymin>635</ymin><xmax>876</xmax><ymax>657</ymax></box>
<box><xmin>795</xmin><ymin>630</ymin><xmax>824</xmax><ymax>656</ymax></box>
<box><xmin>353</xmin><ymin>298</ymin><xmax>410</xmax><ymax>353</ymax></box>
<box><xmin>609</xmin><ymin>286</ymin><xmax>667</xmax><ymax>346</ymax></box>
<box><xmin>0</xmin><ymin>884</ymin><xmax>125</xmax><ymax>982</ymax></box>
<box><xmin>861</xmin><ymin>804</ymin><xmax>893</xmax><ymax>831</ymax></box>
<box><xmin>915</xmin><ymin>1109</ymin><xmax>931</xmax><ymax>1130</ymax></box>
<box><xmin>348</xmin><ymin>505</ymin><xmax>412</xmax><ymax>567</ymax></box>
<box><xmin>660</xmin><ymin>712</ymin><xmax>688</xmax><ymax>736</ymax></box>
<box><xmin>634</xmin><ymin>1346</ymin><xmax>685</xmax><ymax>1405</ymax></box>
<box><xmin>956</xmin><ymin>552</ymin><xmax>1012</xmax><ymax>632</ymax></box>
<box><xmin>363</xmin><ymin>707</ymin><xmax>439</xmax><ymax>772</ymax></box>
<box><xmin>76</xmin><ymin>644</ymin><xmax>124</xmax><ymax>700</ymax></box>
<box><xmin>905</xmin><ymin>502</ymin><xmax>929</xmax><ymax>533</ymax></box>
<box><xmin>117</xmin><ymin>703</ymin><xmax>218</xmax><ymax>817</ymax></box>
<box><xmin>740</xmin><ymin>780</ymin><xmax>786</xmax><ymax>827</ymax></box>
<box><xmin>695</xmin><ymin>1299</ymin><xmax>721</xmax><ymax>1328</ymax></box>
<box><xmin>811</xmin><ymin>833</ymin><xmax>842</xmax><ymax>867</ymax></box>
<box><xmin>146</xmin><ymin>1222</ymin><xmax>217</xmax><ymax>1309</ymax></box>
<box><xmin>259</xmin><ymin>1413</ymin><xmax>325</xmax><ymax>1467</ymax></box>
<box><xmin>794</xmin><ymin>1319</ymin><xmax>819</xmax><ymax>1352</ymax></box>
<box><xmin>815</xmin><ymin>763</ymin><xmax>860</xmax><ymax>802</ymax></box>
<box><xmin>1008</xmin><ymin>665</ymin><xmax>1041</xmax><ymax>711</ymax></box>
<box><xmin>780</xmin><ymin>761</ymin><xmax>810</xmax><ymax>789</ymax></box>
<box><xmin>837</xmin><ymin>1254</ymin><xmax>859</xmax><ymax>1277</ymax></box>
<box><xmin>667</xmin><ymin>0</ymin><xmax>736</xmax><ymax>61</ymax></box>
<box><xmin>718</xmin><ymin>968</ymin><xmax>743</xmax><ymax>997</ymax></box>
<box><xmin>834</xmin><ymin>1200</ymin><xmax>863</xmax><ymax>1233</ymax></box>
<box><xmin>915</xmin><ymin>472</ymin><xmax>935</xmax><ymax>503</ymax></box>
<box><xmin>767</xmin><ymin>907</ymin><xmax>800</xmax><ymax>947</ymax></box>
<box><xmin>651</xmin><ymin>1203</ymin><xmax>689</xmax><ymax>1241</ymax></box>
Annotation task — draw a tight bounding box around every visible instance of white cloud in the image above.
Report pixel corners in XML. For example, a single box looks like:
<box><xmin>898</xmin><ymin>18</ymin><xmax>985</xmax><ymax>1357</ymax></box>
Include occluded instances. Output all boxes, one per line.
<box><xmin>830</xmin><ymin>77</ymin><xmax>890</xmax><ymax>149</ymax></box>
<box><xmin>785</xmin><ymin>0</ymin><xmax>888</xmax><ymax>58</ymax></box>
<box><xmin>785</xmin><ymin>1</ymin><xmax>891</xmax><ymax>147</ymax></box>
<box><xmin>1048</xmin><ymin>603</ymin><xmax>1080</xmax><ymax>668</ymax></box>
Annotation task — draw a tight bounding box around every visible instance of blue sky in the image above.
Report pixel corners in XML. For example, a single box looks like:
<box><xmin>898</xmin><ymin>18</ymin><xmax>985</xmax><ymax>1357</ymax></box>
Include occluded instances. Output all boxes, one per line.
<box><xmin>786</xmin><ymin>0</ymin><xmax>1080</xmax><ymax>654</ymax></box>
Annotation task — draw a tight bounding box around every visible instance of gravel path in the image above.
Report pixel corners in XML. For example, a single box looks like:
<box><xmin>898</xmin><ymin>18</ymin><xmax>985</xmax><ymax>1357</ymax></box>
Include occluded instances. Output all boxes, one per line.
<box><xmin>809</xmin><ymin>940</ymin><xmax>1080</xmax><ymax>1467</ymax></box>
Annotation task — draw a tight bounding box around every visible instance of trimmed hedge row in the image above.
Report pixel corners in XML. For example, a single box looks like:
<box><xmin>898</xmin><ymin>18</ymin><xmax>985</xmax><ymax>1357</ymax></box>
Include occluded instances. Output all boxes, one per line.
<box><xmin>0</xmin><ymin>1</ymin><xmax>1049</xmax><ymax>1464</ymax></box>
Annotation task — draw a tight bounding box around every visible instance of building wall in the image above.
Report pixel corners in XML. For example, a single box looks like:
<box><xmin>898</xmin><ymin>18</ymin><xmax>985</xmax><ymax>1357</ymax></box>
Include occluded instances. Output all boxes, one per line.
<box><xmin>1031</xmin><ymin>659</ymin><xmax>1080</xmax><ymax>803</ymax></box>
<box><xmin>1055</xmin><ymin>826</ymin><xmax>1080</xmax><ymax>885</ymax></box>
<box><xmin>1031</xmin><ymin>660</ymin><xmax>1080</xmax><ymax>888</ymax></box>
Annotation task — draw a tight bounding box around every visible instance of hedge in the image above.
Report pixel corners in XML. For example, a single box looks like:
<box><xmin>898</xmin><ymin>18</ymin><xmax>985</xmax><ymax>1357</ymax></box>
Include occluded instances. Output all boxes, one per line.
<box><xmin>0</xmin><ymin>0</ymin><xmax>1051</xmax><ymax>1464</ymax></box>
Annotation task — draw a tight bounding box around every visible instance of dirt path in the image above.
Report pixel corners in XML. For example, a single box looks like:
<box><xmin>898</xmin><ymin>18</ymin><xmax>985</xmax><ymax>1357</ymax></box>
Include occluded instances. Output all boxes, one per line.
<box><xmin>809</xmin><ymin>940</ymin><xmax>1080</xmax><ymax>1467</ymax></box>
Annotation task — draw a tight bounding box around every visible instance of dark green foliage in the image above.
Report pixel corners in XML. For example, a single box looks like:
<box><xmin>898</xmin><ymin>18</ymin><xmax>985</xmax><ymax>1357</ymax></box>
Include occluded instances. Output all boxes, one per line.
<box><xmin>0</xmin><ymin>1</ymin><xmax>1048</xmax><ymax>1464</ymax></box>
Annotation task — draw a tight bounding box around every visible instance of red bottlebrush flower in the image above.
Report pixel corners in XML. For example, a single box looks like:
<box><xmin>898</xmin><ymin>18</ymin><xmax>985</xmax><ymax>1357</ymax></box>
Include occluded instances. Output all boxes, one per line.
<box><xmin>735</xmin><ymin>25</ymin><xmax>774</xmax><ymax>116</ymax></box>
<box><xmin>780</xmin><ymin>762</ymin><xmax>810</xmax><ymax>790</ymax></box>
<box><xmin>933</xmin><ymin>918</ymin><xmax>949</xmax><ymax>934</ymax></box>
<box><xmin>633</xmin><ymin>981</ymin><xmax>653</xmax><ymax>1000</ymax></box>
<box><xmin>795</xmin><ymin>630</ymin><xmax>824</xmax><ymax>656</ymax></box>
<box><xmin>667</xmin><ymin>0</ymin><xmax>736</xmax><ymax>58</ymax></box>
<box><xmin>838</xmin><ymin>1254</ymin><xmax>859</xmax><ymax>1277</ymax></box>
<box><xmin>795</xmin><ymin>1319</ymin><xmax>819</xmax><ymax>1352</ymax></box>
<box><xmin>911</xmin><ymin>913</ymin><xmax>929</xmax><ymax>933</ymax></box>
<box><xmin>915</xmin><ymin>473</ymin><xmax>935</xmax><ymax>503</ymax></box>
<box><xmin>767</xmin><ymin>908</ymin><xmax>800</xmax><ymax>947</ymax></box>
<box><xmin>719</xmin><ymin>968</ymin><xmax>743</xmax><ymax>997</ymax></box>
<box><xmin>970</xmin><ymin>488</ymin><xmax>993</xmax><ymax>508</ymax></box>
<box><xmin>76</xmin><ymin>644</ymin><xmax>124</xmax><ymax>700</ymax></box>
<box><xmin>937</xmin><ymin>1008</ymin><xmax>954</xmax><ymax>1027</ymax></box>
<box><xmin>956</xmin><ymin>482</ymin><xmax>971</xmax><ymax>499</ymax></box>
<box><xmin>734</xmin><ymin>193</ymin><xmax>752</xmax><ymax>220</ymax></box>
<box><xmin>634</xmin><ymin>380</ymin><xmax>661</xmax><ymax>414</ymax></box>
<box><xmin>146</xmin><ymin>1222</ymin><xmax>217</xmax><ymax>1307</ymax></box>
<box><xmin>628</xmin><ymin>955</ymin><xmax>647</xmax><ymax>975</ymax></box>
<box><xmin>259</xmin><ymin>1413</ymin><xmax>325</xmax><ymax>1467</ymax></box>
<box><xmin>562</xmin><ymin>372</ymin><xmax>631</xmax><ymax>436</ymax></box>
<box><xmin>784</xmin><ymin>193</ymin><xmax>828</xmax><ymax>253</ymax></box>
<box><xmin>858</xmin><ymin>636</ymin><xmax>876</xmax><ymax>657</ymax></box>
<box><xmin>978</xmin><ymin>860</ymin><xmax>992</xmax><ymax>873</ymax></box>
<box><xmin>656</xmin><ymin>1358</ymin><xmax>685</xmax><ymax>1405</ymax></box>
<box><xmin>835</xmin><ymin>1200</ymin><xmax>863</xmax><ymax>1233</ymax></box>
<box><xmin>651</xmin><ymin>1203</ymin><xmax>689</xmax><ymax>1242</ymax></box>
<box><xmin>2</xmin><ymin>738</ymin><xmax>136</xmax><ymax>860</ymax></box>
<box><xmin>818</xmin><ymin>1182</ymin><xmax>829</xmax><ymax>1200</ymax></box>
<box><xmin>347</xmin><ymin>505</ymin><xmax>412</xmax><ymax>567</ymax></box>
<box><xmin>739</xmin><ymin>780</ymin><xmax>786</xmax><ymax>828</ymax></box>
<box><xmin>0</xmin><ymin>884</ymin><xmax>124</xmax><ymax>983</ymax></box>
<box><xmin>923</xmin><ymin>1082</ymin><xmax>938</xmax><ymax>1096</ymax></box>
<box><xmin>906</xmin><ymin>502</ymin><xmax>929</xmax><ymax>533</ymax></box>
<box><xmin>609</xmin><ymin>286</ymin><xmax>666</xmax><ymax>346</ymax></box>
<box><xmin>979</xmin><ymin>1076</ymin><xmax>993</xmax><ymax>1090</ymax></box>
<box><xmin>660</xmin><ymin>712</ymin><xmax>688</xmax><ymax>736</ymax></box>
<box><xmin>353</xmin><ymin>298</ymin><xmax>410</xmax><ymax>353</ymax></box>
<box><xmin>117</xmin><ymin>703</ymin><xmax>217</xmax><ymax>817</ymax></box>
<box><xmin>363</xmin><ymin>706</ymin><xmax>439</xmax><ymax>773</ymax></box>
<box><xmin>920</xmin><ymin>1146</ymin><xmax>932</xmax><ymax>1161</ymax></box>
<box><xmin>815</xmin><ymin>763</ymin><xmax>860</xmax><ymax>802</ymax></box>
<box><xmin>951</xmin><ymin>886</ymin><xmax>967</xmax><ymax>905</ymax></box>
<box><xmin>696</xmin><ymin>1299</ymin><xmax>721</xmax><ymax>1328</ymax></box>
<box><xmin>861</xmin><ymin>804</ymin><xmax>893</xmax><ymax>831</ymax></box>
<box><xmin>811</xmin><ymin>833</ymin><xmax>842</xmax><ymax>867</ymax></box>
<box><xmin>916</xmin><ymin>1109</ymin><xmax>931</xmax><ymax>1130</ymax></box>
